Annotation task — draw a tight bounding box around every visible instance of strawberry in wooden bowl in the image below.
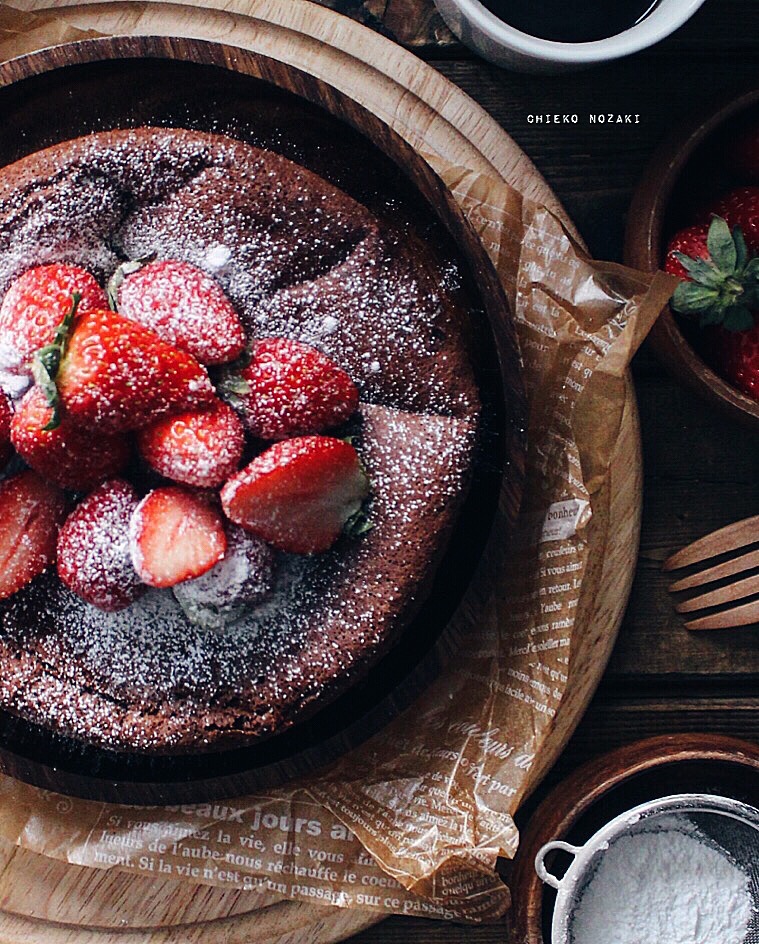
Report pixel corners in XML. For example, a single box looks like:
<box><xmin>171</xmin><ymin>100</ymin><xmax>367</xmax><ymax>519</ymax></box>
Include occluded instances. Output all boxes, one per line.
<box><xmin>626</xmin><ymin>88</ymin><xmax>759</xmax><ymax>427</ymax></box>
<box><xmin>665</xmin><ymin>215</ymin><xmax>759</xmax><ymax>402</ymax></box>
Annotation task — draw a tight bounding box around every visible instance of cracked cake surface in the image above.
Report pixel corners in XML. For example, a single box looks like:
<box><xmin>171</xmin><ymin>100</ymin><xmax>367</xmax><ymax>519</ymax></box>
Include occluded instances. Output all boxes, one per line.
<box><xmin>0</xmin><ymin>128</ymin><xmax>482</xmax><ymax>754</ymax></box>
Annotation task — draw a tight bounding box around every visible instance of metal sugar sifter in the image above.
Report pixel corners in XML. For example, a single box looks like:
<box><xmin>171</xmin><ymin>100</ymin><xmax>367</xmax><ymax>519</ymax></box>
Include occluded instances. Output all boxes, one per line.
<box><xmin>535</xmin><ymin>794</ymin><xmax>759</xmax><ymax>944</ymax></box>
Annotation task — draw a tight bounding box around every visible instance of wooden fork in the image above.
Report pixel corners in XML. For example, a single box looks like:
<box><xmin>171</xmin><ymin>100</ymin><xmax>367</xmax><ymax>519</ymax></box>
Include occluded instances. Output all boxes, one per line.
<box><xmin>663</xmin><ymin>516</ymin><xmax>759</xmax><ymax>630</ymax></box>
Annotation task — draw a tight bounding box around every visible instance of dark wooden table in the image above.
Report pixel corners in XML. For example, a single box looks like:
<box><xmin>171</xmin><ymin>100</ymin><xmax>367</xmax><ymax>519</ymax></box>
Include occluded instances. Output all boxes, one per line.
<box><xmin>306</xmin><ymin>0</ymin><xmax>759</xmax><ymax>940</ymax></box>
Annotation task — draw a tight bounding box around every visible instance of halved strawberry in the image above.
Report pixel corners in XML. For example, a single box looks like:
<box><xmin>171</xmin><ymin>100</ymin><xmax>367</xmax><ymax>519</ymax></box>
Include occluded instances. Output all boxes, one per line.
<box><xmin>34</xmin><ymin>303</ymin><xmax>215</xmax><ymax>432</ymax></box>
<box><xmin>137</xmin><ymin>398</ymin><xmax>244</xmax><ymax>488</ymax></box>
<box><xmin>12</xmin><ymin>386</ymin><xmax>130</xmax><ymax>490</ymax></box>
<box><xmin>0</xmin><ymin>263</ymin><xmax>107</xmax><ymax>399</ymax></box>
<box><xmin>129</xmin><ymin>486</ymin><xmax>227</xmax><ymax>588</ymax></box>
<box><xmin>114</xmin><ymin>258</ymin><xmax>246</xmax><ymax>365</ymax></box>
<box><xmin>57</xmin><ymin>479</ymin><xmax>145</xmax><ymax>611</ymax></box>
<box><xmin>221</xmin><ymin>435</ymin><xmax>369</xmax><ymax>554</ymax></box>
<box><xmin>0</xmin><ymin>469</ymin><xmax>67</xmax><ymax>600</ymax></box>
<box><xmin>0</xmin><ymin>391</ymin><xmax>11</xmax><ymax>467</ymax></box>
<box><xmin>218</xmin><ymin>337</ymin><xmax>359</xmax><ymax>440</ymax></box>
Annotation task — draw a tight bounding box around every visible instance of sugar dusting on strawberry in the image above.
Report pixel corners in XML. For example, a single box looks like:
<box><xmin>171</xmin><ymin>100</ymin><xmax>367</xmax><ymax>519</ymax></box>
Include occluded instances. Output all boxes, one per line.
<box><xmin>0</xmin><ymin>469</ymin><xmax>67</xmax><ymax>600</ymax></box>
<box><xmin>221</xmin><ymin>435</ymin><xmax>369</xmax><ymax>554</ymax></box>
<box><xmin>9</xmin><ymin>403</ymin><xmax>473</xmax><ymax>749</ymax></box>
<box><xmin>137</xmin><ymin>399</ymin><xmax>244</xmax><ymax>488</ymax></box>
<box><xmin>0</xmin><ymin>128</ymin><xmax>486</xmax><ymax>752</ymax></box>
<box><xmin>12</xmin><ymin>386</ymin><xmax>130</xmax><ymax>490</ymax></box>
<box><xmin>218</xmin><ymin>337</ymin><xmax>359</xmax><ymax>440</ymax></box>
<box><xmin>53</xmin><ymin>308</ymin><xmax>215</xmax><ymax>431</ymax></box>
<box><xmin>116</xmin><ymin>259</ymin><xmax>246</xmax><ymax>365</ymax></box>
<box><xmin>57</xmin><ymin>479</ymin><xmax>145</xmax><ymax>611</ymax></box>
<box><xmin>0</xmin><ymin>264</ymin><xmax>107</xmax><ymax>400</ymax></box>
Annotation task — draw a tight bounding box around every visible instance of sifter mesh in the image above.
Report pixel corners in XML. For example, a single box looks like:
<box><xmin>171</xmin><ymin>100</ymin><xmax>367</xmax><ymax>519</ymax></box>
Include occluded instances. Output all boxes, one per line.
<box><xmin>538</xmin><ymin>795</ymin><xmax>759</xmax><ymax>944</ymax></box>
<box><xmin>690</xmin><ymin>810</ymin><xmax>759</xmax><ymax>944</ymax></box>
<box><xmin>566</xmin><ymin>804</ymin><xmax>759</xmax><ymax>944</ymax></box>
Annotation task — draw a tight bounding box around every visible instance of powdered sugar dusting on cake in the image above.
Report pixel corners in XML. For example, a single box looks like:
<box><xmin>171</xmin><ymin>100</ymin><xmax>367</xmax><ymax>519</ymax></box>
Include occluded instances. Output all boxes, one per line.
<box><xmin>0</xmin><ymin>402</ymin><xmax>474</xmax><ymax>749</ymax></box>
<box><xmin>0</xmin><ymin>128</ymin><xmax>481</xmax><ymax>750</ymax></box>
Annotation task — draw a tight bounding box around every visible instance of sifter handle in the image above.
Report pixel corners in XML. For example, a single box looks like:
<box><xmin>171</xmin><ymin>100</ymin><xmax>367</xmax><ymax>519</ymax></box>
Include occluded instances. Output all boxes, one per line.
<box><xmin>534</xmin><ymin>840</ymin><xmax>581</xmax><ymax>890</ymax></box>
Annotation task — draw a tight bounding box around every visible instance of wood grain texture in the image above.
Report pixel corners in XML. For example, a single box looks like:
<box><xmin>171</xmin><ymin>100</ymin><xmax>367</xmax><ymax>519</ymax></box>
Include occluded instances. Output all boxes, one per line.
<box><xmin>6</xmin><ymin>0</ymin><xmax>571</xmax><ymax>227</ymax></box>
<box><xmin>313</xmin><ymin>0</ymin><xmax>759</xmax><ymax>56</ymax></box>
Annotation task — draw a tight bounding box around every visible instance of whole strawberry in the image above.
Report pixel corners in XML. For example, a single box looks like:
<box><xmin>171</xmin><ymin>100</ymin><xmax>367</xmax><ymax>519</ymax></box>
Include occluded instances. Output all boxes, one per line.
<box><xmin>704</xmin><ymin>187</ymin><xmax>759</xmax><ymax>255</ymax></box>
<box><xmin>218</xmin><ymin>337</ymin><xmax>359</xmax><ymax>440</ymax></box>
<box><xmin>33</xmin><ymin>299</ymin><xmax>215</xmax><ymax>432</ymax></box>
<box><xmin>664</xmin><ymin>224</ymin><xmax>709</xmax><ymax>281</ymax></box>
<box><xmin>137</xmin><ymin>398</ymin><xmax>244</xmax><ymax>488</ymax></box>
<box><xmin>713</xmin><ymin>319</ymin><xmax>759</xmax><ymax>400</ymax></box>
<box><xmin>12</xmin><ymin>386</ymin><xmax>130</xmax><ymax>490</ymax></box>
<box><xmin>114</xmin><ymin>258</ymin><xmax>246</xmax><ymax>365</ymax></box>
<box><xmin>0</xmin><ymin>469</ymin><xmax>68</xmax><ymax>600</ymax></box>
<box><xmin>57</xmin><ymin>479</ymin><xmax>145</xmax><ymax>611</ymax></box>
<box><xmin>669</xmin><ymin>215</ymin><xmax>759</xmax><ymax>401</ymax></box>
<box><xmin>221</xmin><ymin>435</ymin><xmax>369</xmax><ymax>554</ymax></box>
<box><xmin>0</xmin><ymin>264</ymin><xmax>107</xmax><ymax>398</ymax></box>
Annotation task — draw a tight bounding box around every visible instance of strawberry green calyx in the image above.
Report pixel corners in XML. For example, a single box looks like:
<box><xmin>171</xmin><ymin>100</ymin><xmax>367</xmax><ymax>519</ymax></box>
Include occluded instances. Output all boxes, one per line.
<box><xmin>31</xmin><ymin>292</ymin><xmax>81</xmax><ymax>431</ymax></box>
<box><xmin>215</xmin><ymin>372</ymin><xmax>250</xmax><ymax>413</ymax></box>
<box><xmin>107</xmin><ymin>252</ymin><xmax>157</xmax><ymax>311</ymax></box>
<box><xmin>343</xmin><ymin>460</ymin><xmax>372</xmax><ymax>538</ymax></box>
<box><xmin>672</xmin><ymin>216</ymin><xmax>759</xmax><ymax>332</ymax></box>
<box><xmin>344</xmin><ymin>505</ymin><xmax>374</xmax><ymax>538</ymax></box>
<box><xmin>213</xmin><ymin>342</ymin><xmax>254</xmax><ymax>412</ymax></box>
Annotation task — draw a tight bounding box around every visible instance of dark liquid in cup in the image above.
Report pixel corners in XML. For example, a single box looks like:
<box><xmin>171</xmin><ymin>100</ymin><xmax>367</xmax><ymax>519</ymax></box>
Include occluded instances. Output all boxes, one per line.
<box><xmin>480</xmin><ymin>0</ymin><xmax>660</xmax><ymax>42</ymax></box>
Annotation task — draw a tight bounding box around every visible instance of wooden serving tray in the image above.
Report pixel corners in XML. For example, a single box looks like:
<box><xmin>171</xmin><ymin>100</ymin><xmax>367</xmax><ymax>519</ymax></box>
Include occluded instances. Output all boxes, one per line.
<box><xmin>0</xmin><ymin>2</ymin><xmax>643</xmax><ymax>941</ymax></box>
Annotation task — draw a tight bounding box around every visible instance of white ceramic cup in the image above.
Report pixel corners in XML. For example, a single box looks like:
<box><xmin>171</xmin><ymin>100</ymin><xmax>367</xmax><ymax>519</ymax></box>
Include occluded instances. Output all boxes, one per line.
<box><xmin>432</xmin><ymin>0</ymin><xmax>708</xmax><ymax>73</ymax></box>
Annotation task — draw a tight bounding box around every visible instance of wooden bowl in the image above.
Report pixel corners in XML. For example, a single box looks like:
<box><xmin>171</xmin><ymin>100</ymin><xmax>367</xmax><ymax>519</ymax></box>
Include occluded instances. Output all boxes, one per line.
<box><xmin>509</xmin><ymin>733</ymin><xmax>759</xmax><ymax>943</ymax></box>
<box><xmin>625</xmin><ymin>86</ymin><xmax>759</xmax><ymax>429</ymax></box>
<box><xmin>0</xmin><ymin>36</ymin><xmax>525</xmax><ymax>803</ymax></box>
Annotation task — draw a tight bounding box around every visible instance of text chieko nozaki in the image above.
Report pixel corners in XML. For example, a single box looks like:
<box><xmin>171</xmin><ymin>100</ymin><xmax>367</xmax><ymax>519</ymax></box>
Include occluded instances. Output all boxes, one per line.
<box><xmin>527</xmin><ymin>113</ymin><xmax>641</xmax><ymax>124</ymax></box>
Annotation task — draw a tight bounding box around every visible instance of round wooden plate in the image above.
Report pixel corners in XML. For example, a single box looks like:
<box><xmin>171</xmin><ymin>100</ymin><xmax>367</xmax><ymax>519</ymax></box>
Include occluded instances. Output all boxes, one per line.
<box><xmin>509</xmin><ymin>733</ymin><xmax>759</xmax><ymax>943</ymax></box>
<box><xmin>0</xmin><ymin>3</ymin><xmax>643</xmax><ymax>942</ymax></box>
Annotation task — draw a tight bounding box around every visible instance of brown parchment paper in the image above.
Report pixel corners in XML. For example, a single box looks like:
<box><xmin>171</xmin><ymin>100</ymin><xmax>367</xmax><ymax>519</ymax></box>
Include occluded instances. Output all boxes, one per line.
<box><xmin>0</xmin><ymin>3</ymin><xmax>676</xmax><ymax>925</ymax></box>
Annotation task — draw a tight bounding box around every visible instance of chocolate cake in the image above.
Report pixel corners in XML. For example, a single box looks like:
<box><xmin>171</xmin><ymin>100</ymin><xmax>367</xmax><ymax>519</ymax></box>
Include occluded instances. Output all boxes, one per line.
<box><xmin>0</xmin><ymin>128</ymin><xmax>482</xmax><ymax>754</ymax></box>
